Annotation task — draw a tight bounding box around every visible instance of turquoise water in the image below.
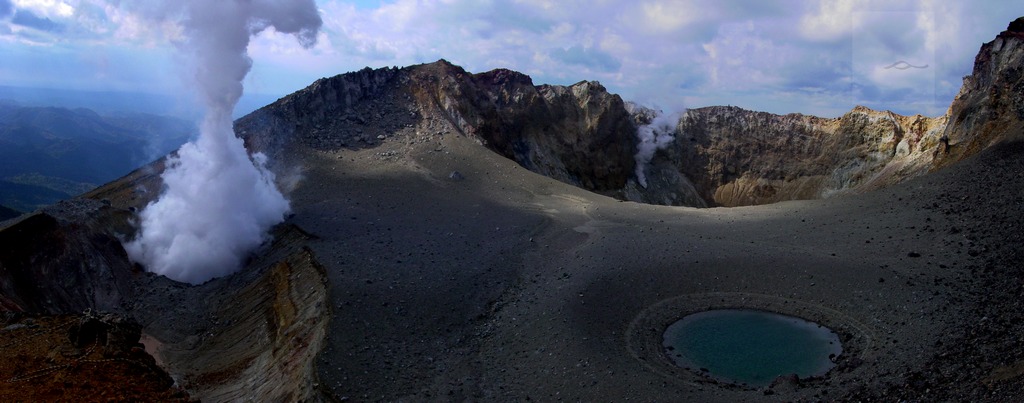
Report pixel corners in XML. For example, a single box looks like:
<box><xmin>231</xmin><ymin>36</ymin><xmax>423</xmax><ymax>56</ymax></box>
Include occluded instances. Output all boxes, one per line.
<box><xmin>662</xmin><ymin>309</ymin><xmax>842</xmax><ymax>387</ymax></box>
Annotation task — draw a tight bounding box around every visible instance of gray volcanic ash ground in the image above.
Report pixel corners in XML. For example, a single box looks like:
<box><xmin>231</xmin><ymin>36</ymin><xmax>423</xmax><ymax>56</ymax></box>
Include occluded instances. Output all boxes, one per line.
<box><xmin>76</xmin><ymin>92</ymin><xmax>1023</xmax><ymax>401</ymax></box>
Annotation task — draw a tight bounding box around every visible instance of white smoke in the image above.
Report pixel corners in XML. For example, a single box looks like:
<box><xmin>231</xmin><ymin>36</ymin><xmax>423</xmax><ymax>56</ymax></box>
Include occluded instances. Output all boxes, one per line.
<box><xmin>634</xmin><ymin>111</ymin><xmax>679</xmax><ymax>188</ymax></box>
<box><xmin>122</xmin><ymin>0</ymin><xmax>322</xmax><ymax>284</ymax></box>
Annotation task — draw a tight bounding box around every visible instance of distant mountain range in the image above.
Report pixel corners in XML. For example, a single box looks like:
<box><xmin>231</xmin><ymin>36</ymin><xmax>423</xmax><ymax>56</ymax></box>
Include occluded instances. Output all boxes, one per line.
<box><xmin>0</xmin><ymin>86</ymin><xmax>282</xmax><ymax>120</ymax></box>
<box><xmin>0</xmin><ymin>104</ymin><xmax>194</xmax><ymax>211</ymax></box>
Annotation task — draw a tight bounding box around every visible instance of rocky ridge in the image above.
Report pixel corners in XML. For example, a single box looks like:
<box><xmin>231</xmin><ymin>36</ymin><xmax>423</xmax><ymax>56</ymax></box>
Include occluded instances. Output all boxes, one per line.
<box><xmin>237</xmin><ymin>61</ymin><xmax>636</xmax><ymax>194</ymax></box>
<box><xmin>238</xmin><ymin>18</ymin><xmax>1024</xmax><ymax>208</ymax></box>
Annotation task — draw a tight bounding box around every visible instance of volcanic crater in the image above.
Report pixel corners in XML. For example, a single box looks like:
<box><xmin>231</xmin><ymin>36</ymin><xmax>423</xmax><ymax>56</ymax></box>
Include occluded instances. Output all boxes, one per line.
<box><xmin>2</xmin><ymin>17</ymin><xmax>1024</xmax><ymax>402</ymax></box>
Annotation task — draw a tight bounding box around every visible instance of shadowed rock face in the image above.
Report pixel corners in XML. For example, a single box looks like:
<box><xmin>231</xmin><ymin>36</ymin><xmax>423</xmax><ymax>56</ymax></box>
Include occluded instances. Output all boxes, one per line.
<box><xmin>236</xmin><ymin>60</ymin><xmax>637</xmax><ymax>194</ymax></box>
<box><xmin>454</xmin><ymin>69</ymin><xmax>637</xmax><ymax>192</ymax></box>
<box><xmin>0</xmin><ymin>200</ymin><xmax>136</xmax><ymax>313</ymax></box>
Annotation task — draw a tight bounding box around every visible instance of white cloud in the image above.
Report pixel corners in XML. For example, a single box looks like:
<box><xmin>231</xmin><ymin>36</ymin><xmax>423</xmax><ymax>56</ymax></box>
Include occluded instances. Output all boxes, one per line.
<box><xmin>188</xmin><ymin>0</ymin><xmax>1024</xmax><ymax>116</ymax></box>
<box><xmin>637</xmin><ymin>1</ymin><xmax>699</xmax><ymax>33</ymax></box>
<box><xmin>2</xmin><ymin>0</ymin><xmax>1024</xmax><ymax>118</ymax></box>
<box><xmin>599</xmin><ymin>30</ymin><xmax>631</xmax><ymax>55</ymax></box>
<box><xmin>800</xmin><ymin>0</ymin><xmax>859</xmax><ymax>42</ymax></box>
<box><xmin>12</xmin><ymin>0</ymin><xmax>73</xmax><ymax>18</ymax></box>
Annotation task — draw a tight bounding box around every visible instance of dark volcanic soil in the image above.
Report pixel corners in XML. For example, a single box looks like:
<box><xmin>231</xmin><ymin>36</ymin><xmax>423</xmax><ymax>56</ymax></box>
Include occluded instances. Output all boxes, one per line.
<box><xmin>844</xmin><ymin>141</ymin><xmax>1024</xmax><ymax>401</ymax></box>
<box><xmin>270</xmin><ymin>128</ymin><xmax>1024</xmax><ymax>400</ymax></box>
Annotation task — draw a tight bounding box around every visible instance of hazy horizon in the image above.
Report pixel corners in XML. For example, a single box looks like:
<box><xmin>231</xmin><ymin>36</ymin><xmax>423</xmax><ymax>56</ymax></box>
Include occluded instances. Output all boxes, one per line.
<box><xmin>0</xmin><ymin>84</ymin><xmax>283</xmax><ymax>119</ymax></box>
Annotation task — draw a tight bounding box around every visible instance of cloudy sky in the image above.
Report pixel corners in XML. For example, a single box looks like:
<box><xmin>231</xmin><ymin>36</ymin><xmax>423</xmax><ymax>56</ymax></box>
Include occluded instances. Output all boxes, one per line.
<box><xmin>1</xmin><ymin>0</ymin><xmax>1021</xmax><ymax>117</ymax></box>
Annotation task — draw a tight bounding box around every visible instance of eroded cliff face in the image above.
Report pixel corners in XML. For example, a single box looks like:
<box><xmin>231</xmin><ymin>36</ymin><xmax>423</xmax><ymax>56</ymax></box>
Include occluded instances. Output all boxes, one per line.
<box><xmin>936</xmin><ymin>17</ymin><xmax>1024</xmax><ymax>169</ymax></box>
<box><xmin>143</xmin><ymin>227</ymin><xmax>330</xmax><ymax>402</ymax></box>
<box><xmin>640</xmin><ymin>106</ymin><xmax>948</xmax><ymax>207</ymax></box>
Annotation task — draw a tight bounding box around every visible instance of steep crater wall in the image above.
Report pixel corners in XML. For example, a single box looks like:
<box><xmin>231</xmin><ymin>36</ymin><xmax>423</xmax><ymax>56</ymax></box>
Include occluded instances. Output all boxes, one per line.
<box><xmin>652</xmin><ymin>106</ymin><xmax>947</xmax><ymax>207</ymax></box>
<box><xmin>236</xmin><ymin>18</ymin><xmax>1024</xmax><ymax>208</ymax></box>
<box><xmin>236</xmin><ymin>60</ymin><xmax>637</xmax><ymax>195</ymax></box>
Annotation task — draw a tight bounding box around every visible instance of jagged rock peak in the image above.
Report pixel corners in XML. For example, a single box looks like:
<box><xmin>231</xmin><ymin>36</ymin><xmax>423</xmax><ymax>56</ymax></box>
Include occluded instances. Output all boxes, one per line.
<box><xmin>475</xmin><ymin>67</ymin><xmax>534</xmax><ymax>86</ymax></box>
<box><xmin>236</xmin><ymin>59</ymin><xmax>638</xmax><ymax>193</ymax></box>
<box><xmin>1005</xmin><ymin>16</ymin><xmax>1024</xmax><ymax>33</ymax></box>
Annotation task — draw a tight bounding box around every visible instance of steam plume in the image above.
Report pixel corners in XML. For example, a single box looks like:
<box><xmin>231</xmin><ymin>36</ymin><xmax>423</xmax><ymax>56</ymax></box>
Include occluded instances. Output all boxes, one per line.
<box><xmin>634</xmin><ymin>112</ymin><xmax>678</xmax><ymax>188</ymax></box>
<box><xmin>123</xmin><ymin>0</ymin><xmax>322</xmax><ymax>284</ymax></box>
